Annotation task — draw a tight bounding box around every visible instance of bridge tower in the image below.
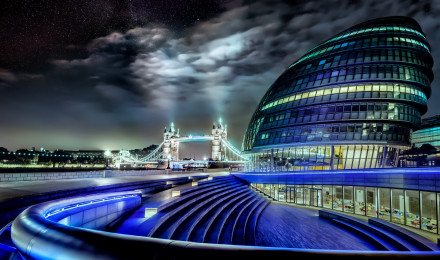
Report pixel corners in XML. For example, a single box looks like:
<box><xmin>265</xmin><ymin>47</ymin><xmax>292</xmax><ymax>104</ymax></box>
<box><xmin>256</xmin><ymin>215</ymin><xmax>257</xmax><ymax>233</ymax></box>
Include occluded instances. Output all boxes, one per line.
<box><xmin>162</xmin><ymin>122</ymin><xmax>180</xmax><ymax>161</ymax></box>
<box><xmin>212</xmin><ymin>120</ymin><xmax>227</xmax><ymax>161</ymax></box>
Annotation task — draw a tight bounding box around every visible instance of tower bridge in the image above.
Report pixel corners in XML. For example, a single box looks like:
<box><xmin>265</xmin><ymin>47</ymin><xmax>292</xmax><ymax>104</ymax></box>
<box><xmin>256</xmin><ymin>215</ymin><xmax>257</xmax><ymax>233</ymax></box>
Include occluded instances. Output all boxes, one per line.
<box><xmin>113</xmin><ymin>120</ymin><xmax>248</xmax><ymax>169</ymax></box>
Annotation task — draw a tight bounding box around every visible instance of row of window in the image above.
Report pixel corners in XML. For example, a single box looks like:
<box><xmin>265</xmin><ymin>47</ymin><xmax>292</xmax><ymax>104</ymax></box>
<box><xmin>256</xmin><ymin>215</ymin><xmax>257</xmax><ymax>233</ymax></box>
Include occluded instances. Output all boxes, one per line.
<box><xmin>262</xmin><ymin>83</ymin><xmax>427</xmax><ymax>111</ymax></box>
<box><xmin>263</xmin><ymin>91</ymin><xmax>426</xmax><ymax>115</ymax></box>
<box><xmin>252</xmin><ymin>184</ymin><xmax>439</xmax><ymax>234</ymax></box>
<box><xmin>412</xmin><ymin>127</ymin><xmax>440</xmax><ymax>146</ymax></box>
<box><xmin>247</xmin><ymin>145</ymin><xmax>399</xmax><ymax>170</ymax></box>
<box><xmin>259</xmin><ymin>122</ymin><xmax>409</xmax><ymax>139</ymax></box>
<box><xmin>242</xmin><ymin>117</ymin><xmax>263</xmax><ymax>152</ymax></box>
<box><xmin>260</xmin><ymin>102</ymin><xmax>421</xmax><ymax>131</ymax></box>
<box><xmin>290</xmin><ymin>36</ymin><xmax>430</xmax><ymax>68</ymax></box>
<box><xmin>274</xmin><ymin>64</ymin><xmax>430</xmax><ymax>98</ymax></box>
<box><xmin>283</xmin><ymin>48</ymin><xmax>431</xmax><ymax>84</ymax></box>
<box><xmin>315</xmin><ymin>25</ymin><xmax>426</xmax><ymax>48</ymax></box>
<box><xmin>254</xmin><ymin>123</ymin><xmax>411</xmax><ymax>146</ymax></box>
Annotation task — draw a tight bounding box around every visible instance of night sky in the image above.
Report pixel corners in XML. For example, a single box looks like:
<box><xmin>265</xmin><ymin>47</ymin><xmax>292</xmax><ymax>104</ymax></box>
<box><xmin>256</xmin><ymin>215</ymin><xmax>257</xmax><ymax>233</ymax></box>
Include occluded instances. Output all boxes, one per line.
<box><xmin>1</xmin><ymin>0</ymin><xmax>439</xmax><ymax>152</ymax></box>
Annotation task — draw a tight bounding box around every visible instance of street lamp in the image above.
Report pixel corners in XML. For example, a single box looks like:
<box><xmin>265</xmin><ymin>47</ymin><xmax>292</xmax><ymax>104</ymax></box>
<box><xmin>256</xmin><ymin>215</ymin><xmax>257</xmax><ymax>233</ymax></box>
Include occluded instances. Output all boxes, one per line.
<box><xmin>167</xmin><ymin>154</ymin><xmax>171</xmax><ymax>169</ymax></box>
<box><xmin>104</xmin><ymin>150</ymin><xmax>111</xmax><ymax>169</ymax></box>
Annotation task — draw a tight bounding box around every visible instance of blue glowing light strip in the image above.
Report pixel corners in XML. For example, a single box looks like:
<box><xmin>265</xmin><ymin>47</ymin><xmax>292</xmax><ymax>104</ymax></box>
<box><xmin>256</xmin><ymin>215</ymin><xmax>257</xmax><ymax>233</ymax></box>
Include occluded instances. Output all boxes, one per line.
<box><xmin>45</xmin><ymin>194</ymin><xmax>139</xmax><ymax>218</ymax></box>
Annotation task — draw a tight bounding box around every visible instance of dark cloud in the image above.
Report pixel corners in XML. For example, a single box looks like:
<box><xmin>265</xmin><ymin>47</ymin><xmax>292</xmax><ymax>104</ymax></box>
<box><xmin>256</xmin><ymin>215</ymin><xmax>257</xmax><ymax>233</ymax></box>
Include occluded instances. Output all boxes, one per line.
<box><xmin>1</xmin><ymin>0</ymin><xmax>440</xmax><ymax>152</ymax></box>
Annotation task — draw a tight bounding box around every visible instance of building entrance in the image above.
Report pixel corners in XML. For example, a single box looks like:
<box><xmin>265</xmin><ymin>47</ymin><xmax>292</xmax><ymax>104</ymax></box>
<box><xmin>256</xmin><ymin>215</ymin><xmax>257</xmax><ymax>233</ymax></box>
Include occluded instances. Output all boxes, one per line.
<box><xmin>311</xmin><ymin>189</ymin><xmax>322</xmax><ymax>207</ymax></box>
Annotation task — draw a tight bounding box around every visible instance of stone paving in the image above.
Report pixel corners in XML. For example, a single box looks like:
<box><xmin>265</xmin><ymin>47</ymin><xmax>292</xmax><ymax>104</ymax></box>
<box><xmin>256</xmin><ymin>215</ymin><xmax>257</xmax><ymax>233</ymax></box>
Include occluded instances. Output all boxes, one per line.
<box><xmin>256</xmin><ymin>203</ymin><xmax>376</xmax><ymax>250</ymax></box>
<box><xmin>0</xmin><ymin>171</ymin><xmax>228</xmax><ymax>203</ymax></box>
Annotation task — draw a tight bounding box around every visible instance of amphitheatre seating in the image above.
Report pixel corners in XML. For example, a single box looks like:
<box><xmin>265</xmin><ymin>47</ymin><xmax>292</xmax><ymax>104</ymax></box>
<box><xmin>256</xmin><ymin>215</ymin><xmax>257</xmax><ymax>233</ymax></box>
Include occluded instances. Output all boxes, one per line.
<box><xmin>144</xmin><ymin>175</ymin><xmax>270</xmax><ymax>245</ymax></box>
<box><xmin>319</xmin><ymin>209</ymin><xmax>440</xmax><ymax>251</ymax></box>
<box><xmin>368</xmin><ymin>218</ymin><xmax>440</xmax><ymax>251</ymax></box>
<box><xmin>150</xmin><ymin>183</ymin><xmax>246</xmax><ymax>238</ymax></box>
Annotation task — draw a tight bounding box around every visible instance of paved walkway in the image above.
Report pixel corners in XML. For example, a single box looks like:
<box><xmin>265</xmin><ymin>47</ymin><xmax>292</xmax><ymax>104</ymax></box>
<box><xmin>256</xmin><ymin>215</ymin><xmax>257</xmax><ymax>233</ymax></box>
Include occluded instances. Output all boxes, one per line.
<box><xmin>256</xmin><ymin>203</ymin><xmax>376</xmax><ymax>250</ymax></box>
<box><xmin>0</xmin><ymin>171</ymin><xmax>229</xmax><ymax>203</ymax></box>
<box><xmin>270</xmin><ymin>201</ymin><xmax>440</xmax><ymax>244</ymax></box>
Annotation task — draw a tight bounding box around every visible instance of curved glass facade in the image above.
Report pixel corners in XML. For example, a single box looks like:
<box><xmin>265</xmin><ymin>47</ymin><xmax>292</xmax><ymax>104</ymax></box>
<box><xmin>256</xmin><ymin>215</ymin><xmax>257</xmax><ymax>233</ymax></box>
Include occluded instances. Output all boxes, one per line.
<box><xmin>243</xmin><ymin>16</ymin><xmax>433</xmax><ymax>171</ymax></box>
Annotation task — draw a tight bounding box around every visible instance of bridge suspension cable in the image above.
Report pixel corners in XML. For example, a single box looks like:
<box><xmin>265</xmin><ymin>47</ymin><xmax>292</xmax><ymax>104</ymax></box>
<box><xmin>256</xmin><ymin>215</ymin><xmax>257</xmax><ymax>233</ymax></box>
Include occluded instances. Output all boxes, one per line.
<box><xmin>137</xmin><ymin>142</ymin><xmax>164</xmax><ymax>162</ymax></box>
<box><xmin>221</xmin><ymin>139</ymin><xmax>248</xmax><ymax>161</ymax></box>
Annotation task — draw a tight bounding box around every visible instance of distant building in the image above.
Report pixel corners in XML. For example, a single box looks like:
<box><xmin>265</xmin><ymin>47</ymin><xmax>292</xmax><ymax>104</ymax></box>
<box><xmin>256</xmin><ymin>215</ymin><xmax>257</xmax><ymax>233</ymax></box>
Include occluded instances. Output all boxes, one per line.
<box><xmin>412</xmin><ymin>115</ymin><xmax>440</xmax><ymax>149</ymax></box>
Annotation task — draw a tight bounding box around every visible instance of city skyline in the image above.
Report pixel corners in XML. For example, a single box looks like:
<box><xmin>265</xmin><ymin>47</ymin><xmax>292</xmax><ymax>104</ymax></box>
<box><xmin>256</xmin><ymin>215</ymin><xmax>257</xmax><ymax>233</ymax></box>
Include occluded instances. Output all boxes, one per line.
<box><xmin>1</xmin><ymin>0</ymin><xmax>440</xmax><ymax>151</ymax></box>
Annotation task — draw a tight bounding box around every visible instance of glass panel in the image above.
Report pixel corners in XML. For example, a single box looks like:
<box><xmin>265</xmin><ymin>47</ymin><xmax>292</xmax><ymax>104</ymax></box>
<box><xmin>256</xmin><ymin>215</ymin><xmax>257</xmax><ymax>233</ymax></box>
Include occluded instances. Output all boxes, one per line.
<box><xmin>438</xmin><ymin>193</ymin><xmax>440</xmax><ymax>234</ymax></box>
<box><xmin>354</xmin><ymin>187</ymin><xmax>366</xmax><ymax>215</ymax></box>
<box><xmin>264</xmin><ymin>184</ymin><xmax>270</xmax><ymax>196</ymax></box>
<box><xmin>391</xmin><ymin>189</ymin><xmax>405</xmax><ymax>224</ymax></box>
<box><xmin>421</xmin><ymin>191</ymin><xmax>437</xmax><ymax>233</ymax></box>
<box><xmin>333</xmin><ymin>186</ymin><xmax>343</xmax><ymax>211</ymax></box>
<box><xmin>296</xmin><ymin>186</ymin><xmax>304</xmax><ymax>204</ymax></box>
<box><xmin>323</xmin><ymin>186</ymin><xmax>332</xmax><ymax>209</ymax></box>
<box><xmin>286</xmin><ymin>185</ymin><xmax>293</xmax><ymax>203</ymax></box>
<box><xmin>279</xmin><ymin>185</ymin><xmax>286</xmax><ymax>202</ymax></box>
<box><xmin>379</xmin><ymin>188</ymin><xmax>391</xmax><ymax>221</ymax></box>
<box><xmin>344</xmin><ymin>186</ymin><xmax>354</xmax><ymax>213</ymax></box>
<box><xmin>272</xmin><ymin>184</ymin><xmax>278</xmax><ymax>199</ymax></box>
<box><xmin>304</xmin><ymin>187</ymin><xmax>311</xmax><ymax>206</ymax></box>
<box><xmin>405</xmin><ymin>190</ymin><xmax>420</xmax><ymax>228</ymax></box>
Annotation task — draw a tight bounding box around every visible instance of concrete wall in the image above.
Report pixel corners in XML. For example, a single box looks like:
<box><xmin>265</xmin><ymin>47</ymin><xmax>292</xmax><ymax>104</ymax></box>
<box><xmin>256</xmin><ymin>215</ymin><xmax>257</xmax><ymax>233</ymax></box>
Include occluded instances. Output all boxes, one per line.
<box><xmin>0</xmin><ymin>170</ymin><xmax>166</xmax><ymax>182</ymax></box>
<box><xmin>0</xmin><ymin>169</ymin><xmax>212</xmax><ymax>182</ymax></box>
<box><xmin>0</xmin><ymin>171</ymin><xmax>104</xmax><ymax>182</ymax></box>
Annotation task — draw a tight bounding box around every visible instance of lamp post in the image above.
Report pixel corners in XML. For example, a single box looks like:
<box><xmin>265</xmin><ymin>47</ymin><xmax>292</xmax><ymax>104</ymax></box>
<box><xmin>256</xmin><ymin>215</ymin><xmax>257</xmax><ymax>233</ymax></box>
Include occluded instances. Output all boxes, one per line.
<box><xmin>104</xmin><ymin>151</ymin><xmax>112</xmax><ymax>169</ymax></box>
<box><xmin>167</xmin><ymin>154</ymin><xmax>171</xmax><ymax>169</ymax></box>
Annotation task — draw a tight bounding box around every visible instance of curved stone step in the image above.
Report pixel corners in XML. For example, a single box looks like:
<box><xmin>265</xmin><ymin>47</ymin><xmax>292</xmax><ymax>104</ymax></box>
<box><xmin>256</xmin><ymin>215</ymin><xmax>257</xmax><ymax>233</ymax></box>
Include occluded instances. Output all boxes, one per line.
<box><xmin>244</xmin><ymin>199</ymin><xmax>270</xmax><ymax>245</ymax></box>
<box><xmin>158</xmin><ymin>180</ymin><xmax>240</xmax><ymax>212</ymax></box>
<box><xmin>203</xmin><ymin>192</ymin><xmax>257</xmax><ymax>244</ymax></box>
<box><xmin>197</xmin><ymin>176</ymin><xmax>234</xmax><ymax>186</ymax></box>
<box><xmin>149</xmin><ymin>182</ymin><xmax>243</xmax><ymax>238</ymax></box>
<box><xmin>180</xmin><ymin>177</ymin><xmax>238</xmax><ymax>196</ymax></box>
<box><xmin>320</xmin><ymin>210</ymin><xmax>416</xmax><ymax>251</ymax></box>
<box><xmin>331</xmin><ymin>219</ymin><xmax>396</xmax><ymax>251</ymax></box>
<box><xmin>192</xmin><ymin>190</ymin><xmax>254</xmax><ymax>243</ymax></box>
<box><xmin>231</xmin><ymin>197</ymin><xmax>264</xmax><ymax>245</ymax></box>
<box><xmin>218</xmin><ymin>194</ymin><xmax>259</xmax><ymax>244</ymax></box>
<box><xmin>169</xmin><ymin>185</ymin><xmax>249</xmax><ymax>240</ymax></box>
<box><xmin>184</xmin><ymin>189</ymin><xmax>252</xmax><ymax>242</ymax></box>
<box><xmin>369</xmin><ymin>218</ymin><xmax>440</xmax><ymax>251</ymax></box>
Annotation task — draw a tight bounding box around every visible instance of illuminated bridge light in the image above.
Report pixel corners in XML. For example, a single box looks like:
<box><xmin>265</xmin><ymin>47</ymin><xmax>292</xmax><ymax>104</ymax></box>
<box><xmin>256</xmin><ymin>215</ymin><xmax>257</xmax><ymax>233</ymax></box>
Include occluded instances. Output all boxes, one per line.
<box><xmin>242</xmin><ymin>16</ymin><xmax>433</xmax><ymax>171</ymax></box>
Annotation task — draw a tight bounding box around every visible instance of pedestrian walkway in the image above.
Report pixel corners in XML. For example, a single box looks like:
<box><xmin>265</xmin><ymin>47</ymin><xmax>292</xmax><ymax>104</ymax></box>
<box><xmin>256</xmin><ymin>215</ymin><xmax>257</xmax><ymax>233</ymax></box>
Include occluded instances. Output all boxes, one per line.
<box><xmin>0</xmin><ymin>171</ymin><xmax>229</xmax><ymax>202</ymax></box>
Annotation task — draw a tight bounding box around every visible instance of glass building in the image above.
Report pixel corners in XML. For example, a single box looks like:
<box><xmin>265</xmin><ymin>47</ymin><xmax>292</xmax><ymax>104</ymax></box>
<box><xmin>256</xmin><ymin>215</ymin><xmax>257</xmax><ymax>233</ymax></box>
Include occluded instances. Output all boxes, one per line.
<box><xmin>250</xmin><ymin>183</ymin><xmax>439</xmax><ymax>234</ymax></box>
<box><xmin>242</xmin><ymin>16</ymin><xmax>434</xmax><ymax>171</ymax></box>
<box><xmin>412</xmin><ymin>115</ymin><xmax>440</xmax><ymax>149</ymax></box>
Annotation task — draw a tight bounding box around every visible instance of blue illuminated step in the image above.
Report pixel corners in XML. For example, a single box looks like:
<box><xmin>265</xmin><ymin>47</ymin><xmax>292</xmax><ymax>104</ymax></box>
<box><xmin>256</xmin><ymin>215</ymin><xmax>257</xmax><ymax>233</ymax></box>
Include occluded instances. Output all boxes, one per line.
<box><xmin>197</xmin><ymin>176</ymin><xmax>235</xmax><ymax>186</ymax></box>
<box><xmin>204</xmin><ymin>192</ymin><xmax>257</xmax><ymax>244</ymax></box>
<box><xmin>368</xmin><ymin>218</ymin><xmax>440</xmax><ymax>251</ymax></box>
<box><xmin>169</xmin><ymin>185</ymin><xmax>250</xmax><ymax>241</ymax></box>
<box><xmin>155</xmin><ymin>179</ymin><xmax>240</xmax><ymax>212</ymax></box>
<box><xmin>320</xmin><ymin>210</ymin><xmax>418</xmax><ymax>251</ymax></box>
<box><xmin>244</xmin><ymin>199</ymin><xmax>270</xmax><ymax>245</ymax></box>
<box><xmin>232</xmin><ymin>198</ymin><xmax>265</xmax><ymax>245</ymax></box>
<box><xmin>190</xmin><ymin>190</ymin><xmax>253</xmax><ymax>243</ymax></box>
<box><xmin>218</xmin><ymin>195</ymin><xmax>259</xmax><ymax>244</ymax></box>
<box><xmin>331</xmin><ymin>219</ymin><xmax>397</xmax><ymax>251</ymax></box>
<box><xmin>187</xmin><ymin>189</ymin><xmax>253</xmax><ymax>242</ymax></box>
<box><xmin>149</xmin><ymin>182</ymin><xmax>244</xmax><ymax>238</ymax></box>
<box><xmin>180</xmin><ymin>177</ymin><xmax>239</xmax><ymax>196</ymax></box>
